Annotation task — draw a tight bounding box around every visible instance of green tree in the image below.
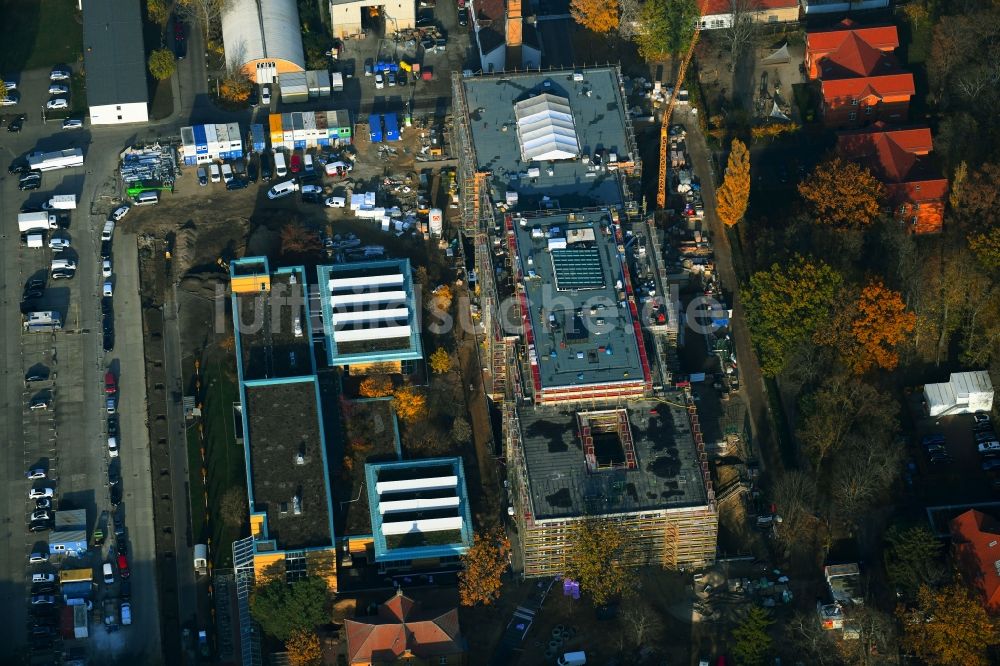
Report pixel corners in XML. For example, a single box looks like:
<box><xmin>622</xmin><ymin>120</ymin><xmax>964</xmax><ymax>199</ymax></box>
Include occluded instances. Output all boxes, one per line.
<box><xmin>250</xmin><ymin>577</ymin><xmax>329</xmax><ymax>641</ymax></box>
<box><xmin>635</xmin><ymin>0</ymin><xmax>699</xmax><ymax>60</ymax></box>
<box><xmin>741</xmin><ymin>256</ymin><xmax>843</xmax><ymax>377</ymax></box>
<box><xmin>884</xmin><ymin>525</ymin><xmax>945</xmax><ymax>600</ymax></box>
<box><xmin>568</xmin><ymin>518</ymin><xmax>633</xmax><ymax>606</ymax></box>
<box><xmin>732</xmin><ymin>606</ymin><xmax>774</xmax><ymax>666</ymax></box>
<box><xmin>147</xmin><ymin>0</ymin><xmax>170</xmax><ymax>25</ymax></box>
<box><xmin>0</xmin><ymin>81</ymin><xmax>7</xmax><ymax>101</ymax></box>
<box><xmin>147</xmin><ymin>48</ymin><xmax>176</xmax><ymax>81</ymax></box>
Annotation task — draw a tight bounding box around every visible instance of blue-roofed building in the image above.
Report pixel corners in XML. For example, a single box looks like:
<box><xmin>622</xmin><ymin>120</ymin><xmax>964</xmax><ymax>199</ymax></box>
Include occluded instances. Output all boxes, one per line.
<box><xmin>365</xmin><ymin>458</ymin><xmax>473</xmax><ymax>568</ymax></box>
<box><xmin>316</xmin><ymin>259</ymin><xmax>424</xmax><ymax>370</ymax></box>
<box><xmin>229</xmin><ymin>257</ymin><xmax>340</xmax><ymax>590</ymax></box>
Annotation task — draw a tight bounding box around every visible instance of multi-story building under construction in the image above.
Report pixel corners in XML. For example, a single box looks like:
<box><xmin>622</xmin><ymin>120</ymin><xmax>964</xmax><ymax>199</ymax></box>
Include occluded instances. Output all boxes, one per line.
<box><xmin>453</xmin><ymin>66</ymin><xmax>717</xmax><ymax>575</ymax></box>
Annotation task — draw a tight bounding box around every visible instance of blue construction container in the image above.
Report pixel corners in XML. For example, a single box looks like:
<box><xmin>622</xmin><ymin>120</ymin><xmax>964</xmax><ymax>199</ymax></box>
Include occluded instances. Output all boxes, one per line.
<box><xmin>250</xmin><ymin>124</ymin><xmax>266</xmax><ymax>152</ymax></box>
<box><xmin>383</xmin><ymin>113</ymin><xmax>400</xmax><ymax>142</ymax></box>
<box><xmin>60</xmin><ymin>581</ymin><xmax>93</xmax><ymax>599</ymax></box>
<box><xmin>369</xmin><ymin>114</ymin><xmax>382</xmax><ymax>143</ymax></box>
<box><xmin>193</xmin><ymin>125</ymin><xmax>208</xmax><ymax>154</ymax></box>
<box><xmin>318</xmin><ymin>137</ymin><xmax>331</xmax><ymax>146</ymax></box>
<box><xmin>183</xmin><ymin>155</ymin><xmax>197</xmax><ymax>166</ymax></box>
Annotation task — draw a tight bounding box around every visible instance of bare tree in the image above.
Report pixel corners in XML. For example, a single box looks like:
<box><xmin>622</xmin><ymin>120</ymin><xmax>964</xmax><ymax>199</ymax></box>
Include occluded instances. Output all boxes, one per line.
<box><xmin>177</xmin><ymin>0</ymin><xmax>231</xmax><ymax>41</ymax></box>
<box><xmin>618</xmin><ymin>0</ymin><xmax>640</xmax><ymax>39</ymax></box>
<box><xmin>726</xmin><ymin>0</ymin><xmax>759</xmax><ymax>59</ymax></box>
<box><xmin>771</xmin><ymin>470</ymin><xmax>820</xmax><ymax>547</ymax></box>
<box><xmin>623</xmin><ymin>601</ymin><xmax>663</xmax><ymax>647</ymax></box>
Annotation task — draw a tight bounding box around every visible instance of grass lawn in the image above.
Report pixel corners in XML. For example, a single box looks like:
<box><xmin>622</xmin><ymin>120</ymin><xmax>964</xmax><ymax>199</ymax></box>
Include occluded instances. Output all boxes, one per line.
<box><xmin>0</xmin><ymin>0</ymin><xmax>83</xmax><ymax>72</ymax></box>
<box><xmin>187</xmin><ymin>425</ymin><xmax>206</xmax><ymax>543</ymax></box>
<box><xmin>201</xmin><ymin>359</ymin><xmax>247</xmax><ymax>569</ymax></box>
<box><xmin>903</xmin><ymin>18</ymin><xmax>933</xmax><ymax>65</ymax></box>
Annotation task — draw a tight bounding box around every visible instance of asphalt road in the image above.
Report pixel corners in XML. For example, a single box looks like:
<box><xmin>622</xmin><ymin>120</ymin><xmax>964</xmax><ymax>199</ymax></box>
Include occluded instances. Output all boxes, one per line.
<box><xmin>0</xmin><ymin>71</ymin><xmax>172</xmax><ymax>661</ymax></box>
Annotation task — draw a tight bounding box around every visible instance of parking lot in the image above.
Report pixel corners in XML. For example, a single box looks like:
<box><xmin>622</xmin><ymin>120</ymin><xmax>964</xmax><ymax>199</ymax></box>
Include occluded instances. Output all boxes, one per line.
<box><xmin>0</xmin><ymin>65</ymin><xmax>160</xmax><ymax>660</ymax></box>
<box><xmin>910</xmin><ymin>407</ymin><xmax>1000</xmax><ymax>505</ymax></box>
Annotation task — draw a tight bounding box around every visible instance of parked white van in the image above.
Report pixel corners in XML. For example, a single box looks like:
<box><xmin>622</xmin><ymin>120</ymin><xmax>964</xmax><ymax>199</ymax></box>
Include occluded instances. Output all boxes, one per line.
<box><xmin>209</xmin><ymin>163</ymin><xmax>221</xmax><ymax>183</ymax></box>
<box><xmin>134</xmin><ymin>191</ymin><xmax>159</xmax><ymax>206</ymax></box>
<box><xmin>266</xmin><ymin>180</ymin><xmax>299</xmax><ymax>200</ymax></box>
<box><xmin>221</xmin><ymin>163</ymin><xmax>233</xmax><ymax>184</ymax></box>
<box><xmin>51</xmin><ymin>258</ymin><xmax>77</xmax><ymax>271</ymax></box>
<box><xmin>103</xmin><ymin>562</ymin><xmax>114</xmax><ymax>584</ymax></box>
<box><xmin>274</xmin><ymin>151</ymin><xmax>288</xmax><ymax>178</ymax></box>
<box><xmin>101</xmin><ymin>220</ymin><xmax>115</xmax><ymax>241</ymax></box>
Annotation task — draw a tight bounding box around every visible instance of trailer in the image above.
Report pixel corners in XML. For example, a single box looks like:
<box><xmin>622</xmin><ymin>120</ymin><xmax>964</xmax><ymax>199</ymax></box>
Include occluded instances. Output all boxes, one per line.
<box><xmin>24</xmin><ymin>311</ymin><xmax>62</xmax><ymax>332</ymax></box>
<box><xmin>27</xmin><ymin>148</ymin><xmax>84</xmax><ymax>171</ymax></box>
<box><xmin>74</xmin><ymin>604</ymin><xmax>89</xmax><ymax>639</ymax></box>
<box><xmin>42</xmin><ymin>194</ymin><xmax>77</xmax><ymax>210</ymax></box>
<box><xmin>18</xmin><ymin>212</ymin><xmax>58</xmax><ymax>232</ymax></box>
<box><xmin>383</xmin><ymin>113</ymin><xmax>400</xmax><ymax>142</ymax></box>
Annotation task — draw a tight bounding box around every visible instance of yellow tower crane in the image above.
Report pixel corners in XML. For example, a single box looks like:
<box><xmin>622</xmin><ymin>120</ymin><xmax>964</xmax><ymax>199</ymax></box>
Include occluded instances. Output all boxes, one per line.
<box><xmin>656</xmin><ymin>10</ymin><xmax>706</xmax><ymax>210</ymax></box>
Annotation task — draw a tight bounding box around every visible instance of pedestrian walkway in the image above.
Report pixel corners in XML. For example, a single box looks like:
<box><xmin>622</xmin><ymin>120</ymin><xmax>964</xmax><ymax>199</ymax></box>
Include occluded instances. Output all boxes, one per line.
<box><xmin>489</xmin><ymin>577</ymin><xmax>557</xmax><ymax>666</ymax></box>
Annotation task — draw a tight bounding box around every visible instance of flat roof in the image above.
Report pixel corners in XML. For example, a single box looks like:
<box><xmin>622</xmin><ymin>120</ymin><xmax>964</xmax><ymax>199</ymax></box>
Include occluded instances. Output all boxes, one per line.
<box><xmin>234</xmin><ymin>267</ymin><xmax>314</xmax><ymax>381</ymax></box>
<box><xmin>82</xmin><ymin>0</ymin><xmax>149</xmax><ymax>107</ymax></box>
<box><xmin>244</xmin><ymin>378</ymin><xmax>336</xmax><ymax>551</ymax></box>
<box><xmin>365</xmin><ymin>458</ymin><xmax>474</xmax><ymax>562</ymax></box>
<box><xmin>515</xmin><ymin>397</ymin><xmax>709</xmax><ymax>521</ymax></box>
<box><xmin>508</xmin><ymin>209</ymin><xmax>650</xmax><ymax>396</ymax></box>
<box><xmin>317</xmin><ymin>260</ymin><xmax>423</xmax><ymax>366</ymax></box>
<box><xmin>460</xmin><ymin>67</ymin><xmax>637</xmax><ymax>210</ymax></box>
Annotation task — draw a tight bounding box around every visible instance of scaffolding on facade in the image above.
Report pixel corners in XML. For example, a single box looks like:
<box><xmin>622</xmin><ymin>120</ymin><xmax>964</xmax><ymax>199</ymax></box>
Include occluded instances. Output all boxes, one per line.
<box><xmin>232</xmin><ymin>536</ymin><xmax>262</xmax><ymax>666</ymax></box>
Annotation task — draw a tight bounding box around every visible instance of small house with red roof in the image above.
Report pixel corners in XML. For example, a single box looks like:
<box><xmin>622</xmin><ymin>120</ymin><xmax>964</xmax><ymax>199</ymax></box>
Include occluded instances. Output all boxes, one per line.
<box><xmin>950</xmin><ymin>509</ymin><xmax>1000</xmax><ymax>612</ymax></box>
<box><xmin>698</xmin><ymin>0</ymin><xmax>800</xmax><ymax>30</ymax></box>
<box><xmin>836</xmin><ymin>123</ymin><xmax>948</xmax><ymax>234</ymax></box>
<box><xmin>806</xmin><ymin>20</ymin><xmax>914</xmax><ymax>128</ymax></box>
<box><xmin>346</xmin><ymin>590</ymin><xmax>467</xmax><ymax>665</ymax></box>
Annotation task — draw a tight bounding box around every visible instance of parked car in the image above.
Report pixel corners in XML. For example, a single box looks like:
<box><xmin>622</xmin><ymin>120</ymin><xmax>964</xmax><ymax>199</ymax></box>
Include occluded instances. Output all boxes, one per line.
<box><xmin>29</xmin><ymin>520</ymin><xmax>51</xmax><ymax>533</ymax></box>
<box><xmin>35</xmin><ymin>498</ymin><xmax>51</xmax><ymax>510</ymax></box>
<box><xmin>374</xmin><ymin>72</ymin><xmax>384</xmax><ymax>89</ymax></box>
<box><xmin>290</xmin><ymin>153</ymin><xmax>302</xmax><ymax>173</ymax></box>
<box><xmin>29</xmin><ymin>552</ymin><xmax>49</xmax><ymax>564</ymax></box>
<box><xmin>30</xmin><ymin>595</ymin><xmax>55</xmax><ymax>606</ymax></box>
<box><xmin>197</xmin><ymin>167</ymin><xmax>207</xmax><ymax>186</ymax></box>
<box><xmin>1</xmin><ymin>91</ymin><xmax>20</xmax><ymax>106</ymax></box>
<box><xmin>62</xmin><ymin>118</ymin><xmax>83</xmax><ymax>130</ymax></box>
<box><xmin>31</xmin><ymin>573</ymin><xmax>56</xmax><ymax>584</ymax></box>
<box><xmin>29</xmin><ymin>488</ymin><xmax>54</xmax><ymax>499</ymax></box>
<box><xmin>301</xmin><ymin>184</ymin><xmax>323</xmax><ymax>195</ymax></box>
<box><xmin>979</xmin><ymin>441</ymin><xmax>1000</xmax><ymax>453</ymax></box>
<box><xmin>117</xmin><ymin>554</ymin><xmax>130</xmax><ymax>578</ymax></box>
<box><xmin>19</xmin><ymin>173</ymin><xmax>41</xmax><ymax>191</ymax></box>
<box><xmin>110</xmin><ymin>479</ymin><xmax>122</xmax><ymax>505</ymax></box>
<box><xmin>261</xmin><ymin>84</ymin><xmax>271</xmax><ymax>105</ymax></box>
<box><xmin>108</xmin><ymin>436</ymin><xmax>119</xmax><ymax>458</ymax></box>
<box><xmin>975</xmin><ymin>431</ymin><xmax>998</xmax><ymax>443</ymax></box>
<box><xmin>30</xmin><ymin>510</ymin><xmax>51</xmax><ymax>522</ymax></box>
<box><xmin>110</xmin><ymin>205</ymin><xmax>130</xmax><ymax>222</ymax></box>
<box><xmin>226</xmin><ymin>178</ymin><xmax>249</xmax><ymax>191</ymax></box>
<box><xmin>29</xmin><ymin>397</ymin><xmax>51</xmax><ymax>411</ymax></box>
<box><xmin>103</xmin><ymin>259</ymin><xmax>112</xmax><ymax>278</ymax></box>
<box><xmin>983</xmin><ymin>458</ymin><xmax>1000</xmax><ymax>472</ymax></box>
<box><xmin>921</xmin><ymin>434</ymin><xmax>946</xmax><ymax>446</ymax></box>
<box><xmin>974</xmin><ymin>411</ymin><xmax>991</xmax><ymax>425</ymax></box>
<box><xmin>47</xmin><ymin>84</ymin><xmax>69</xmax><ymax>95</ymax></box>
<box><xmin>45</xmin><ymin>98</ymin><xmax>68</xmax><ymax>110</ymax></box>
<box><xmin>8</xmin><ymin>158</ymin><xmax>28</xmax><ymax>174</ymax></box>
<box><xmin>49</xmin><ymin>68</ymin><xmax>71</xmax><ymax>81</ymax></box>
<box><xmin>8</xmin><ymin>114</ymin><xmax>24</xmax><ymax>132</ymax></box>
<box><xmin>48</xmin><ymin>237</ymin><xmax>70</xmax><ymax>250</ymax></box>
<box><xmin>103</xmin><ymin>562</ymin><xmax>114</xmax><ymax>584</ymax></box>
<box><xmin>26</xmin><ymin>467</ymin><xmax>46</xmax><ymax>480</ymax></box>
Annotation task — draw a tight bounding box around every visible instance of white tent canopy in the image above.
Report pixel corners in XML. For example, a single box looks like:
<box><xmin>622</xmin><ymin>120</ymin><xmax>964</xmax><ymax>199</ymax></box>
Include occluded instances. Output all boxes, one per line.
<box><xmin>515</xmin><ymin>93</ymin><xmax>580</xmax><ymax>162</ymax></box>
<box><xmin>924</xmin><ymin>371</ymin><xmax>994</xmax><ymax>417</ymax></box>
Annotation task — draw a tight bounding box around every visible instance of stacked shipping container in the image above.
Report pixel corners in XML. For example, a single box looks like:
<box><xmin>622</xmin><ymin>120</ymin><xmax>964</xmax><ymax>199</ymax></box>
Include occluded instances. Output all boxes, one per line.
<box><xmin>180</xmin><ymin>123</ymin><xmax>244</xmax><ymax>166</ymax></box>
<box><xmin>268</xmin><ymin>111</ymin><xmax>352</xmax><ymax>151</ymax></box>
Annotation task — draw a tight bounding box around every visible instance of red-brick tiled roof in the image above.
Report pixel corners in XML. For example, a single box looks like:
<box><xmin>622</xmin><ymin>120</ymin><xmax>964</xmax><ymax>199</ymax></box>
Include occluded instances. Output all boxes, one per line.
<box><xmin>837</xmin><ymin>123</ymin><xmax>947</xmax><ymax>203</ymax></box>
<box><xmin>346</xmin><ymin>591</ymin><xmax>465</xmax><ymax>664</ymax></box>
<box><xmin>951</xmin><ymin>509</ymin><xmax>1000</xmax><ymax>611</ymax></box>
<box><xmin>701</xmin><ymin>0</ymin><xmax>798</xmax><ymax>15</ymax></box>
<box><xmin>807</xmin><ymin>19</ymin><xmax>900</xmax><ymax>53</ymax></box>
<box><xmin>821</xmin><ymin>73</ymin><xmax>916</xmax><ymax>101</ymax></box>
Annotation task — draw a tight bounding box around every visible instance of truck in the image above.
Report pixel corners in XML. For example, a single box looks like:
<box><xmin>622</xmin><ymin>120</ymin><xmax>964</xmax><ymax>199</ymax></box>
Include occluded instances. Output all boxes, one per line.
<box><xmin>24</xmin><ymin>312</ymin><xmax>63</xmax><ymax>332</ymax></box>
<box><xmin>42</xmin><ymin>194</ymin><xmax>77</xmax><ymax>210</ymax></box>
<box><xmin>331</xmin><ymin>71</ymin><xmax>344</xmax><ymax>92</ymax></box>
<box><xmin>26</xmin><ymin>148</ymin><xmax>84</xmax><ymax>172</ymax></box>
<box><xmin>194</xmin><ymin>544</ymin><xmax>209</xmax><ymax>576</ymax></box>
<box><xmin>18</xmin><ymin>212</ymin><xmax>58</xmax><ymax>232</ymax></box>
<box><xmin>103</xmin><ymin>598</ymin><xmax>118</xmax><ymax>631</ymax></box>
<box><xmin>73</xmin><ymin>604</ymin><xmax>89</xmax><ymax>639</ymax></box>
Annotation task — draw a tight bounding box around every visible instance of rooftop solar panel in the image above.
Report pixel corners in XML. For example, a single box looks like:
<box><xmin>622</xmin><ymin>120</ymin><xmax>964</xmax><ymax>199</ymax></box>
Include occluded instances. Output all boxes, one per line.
<box><xmin>551</xmin><ymin>248</ymin><xmax>605</xmax><ymax>290</ymax></box>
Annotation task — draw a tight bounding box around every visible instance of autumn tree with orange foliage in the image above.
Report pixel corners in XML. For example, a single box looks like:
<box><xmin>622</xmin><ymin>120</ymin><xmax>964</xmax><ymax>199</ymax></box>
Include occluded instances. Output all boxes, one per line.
<box><xmin>716</xmin><ymin>139</ymin><xmax>750</xmax><ymax>228</ymax></box>
<box><xmin>392</xmin><ymin>386</ymin><xmax>427</xmax><ymax>423</ymax></box>
<box><xmin>900</xmin><ymin>584</ymin><xmax>996</xmax><ymax>666</ymax></box>
<box><xmin>798</xmin><ymin>158</ymin><xmax>884</xmax><ymax>228</ymax></box>
<box><xmin>570</xmin><ymin>0</ymin><xmax>619</xmax><ymax>33</ymax></box>
<box><xmin>359</xmin><ymin>375</ymin><xmax>392</xmax><ymax>398</ymax></box>
<box><xmin>429</xmin><ymin>347</ymin><xmax>451</xmax><ymax>374</ymax></box>
<box><xmin>458</xmin><ymin>527</ymin><xmax>511</xmax><ymax>606</ymax></box>
<box><xmin>831</xmin><ymin>281</ymin><xmax>916</xmax><ymax>374</ymax></box>
<box><xmin>285</xmin><ymin>629</ymin><xmax>322</xmax><ymax>666</ymax></box>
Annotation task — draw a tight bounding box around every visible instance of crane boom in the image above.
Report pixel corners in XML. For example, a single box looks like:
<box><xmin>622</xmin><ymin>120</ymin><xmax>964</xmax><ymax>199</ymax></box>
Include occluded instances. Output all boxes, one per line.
<box><xmin>656</xmin><ymin>17</ymin><xmax>704</xmax><ymax>210</ymax></box>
